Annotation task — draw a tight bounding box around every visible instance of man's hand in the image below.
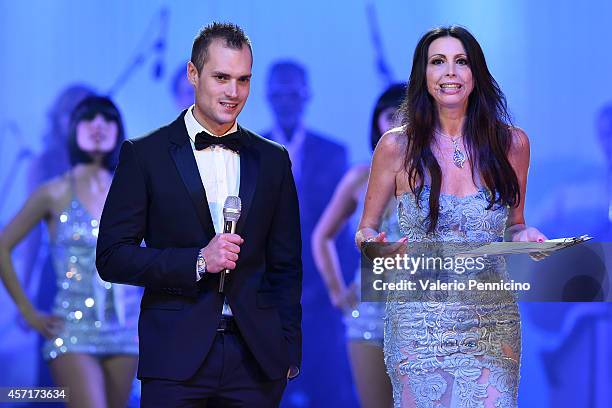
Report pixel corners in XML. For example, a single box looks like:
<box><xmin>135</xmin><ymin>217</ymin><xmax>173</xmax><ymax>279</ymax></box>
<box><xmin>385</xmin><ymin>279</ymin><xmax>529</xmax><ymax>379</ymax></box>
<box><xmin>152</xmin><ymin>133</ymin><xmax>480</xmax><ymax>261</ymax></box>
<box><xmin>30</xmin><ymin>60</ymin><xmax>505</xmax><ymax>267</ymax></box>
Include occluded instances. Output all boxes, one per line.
<box><xmin>287</xmin><ymin>365</ymin><xmax>299</xmax><ymax>379</ymax></box>
<box><xmin>201</xmin><ymin>233</ymin><xmax>243</xmax><ymax>273</ymax></box>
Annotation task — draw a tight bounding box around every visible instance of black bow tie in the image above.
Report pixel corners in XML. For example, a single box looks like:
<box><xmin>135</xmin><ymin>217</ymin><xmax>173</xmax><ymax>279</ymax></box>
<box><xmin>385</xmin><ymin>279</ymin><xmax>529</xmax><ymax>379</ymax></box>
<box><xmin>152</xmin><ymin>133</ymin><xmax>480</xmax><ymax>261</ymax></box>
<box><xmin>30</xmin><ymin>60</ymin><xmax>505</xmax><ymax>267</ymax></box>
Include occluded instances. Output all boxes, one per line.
<box><xmin>194</xmin><ymin>130</ymin><xmax>242</xmax><ymax>153</ymax></box>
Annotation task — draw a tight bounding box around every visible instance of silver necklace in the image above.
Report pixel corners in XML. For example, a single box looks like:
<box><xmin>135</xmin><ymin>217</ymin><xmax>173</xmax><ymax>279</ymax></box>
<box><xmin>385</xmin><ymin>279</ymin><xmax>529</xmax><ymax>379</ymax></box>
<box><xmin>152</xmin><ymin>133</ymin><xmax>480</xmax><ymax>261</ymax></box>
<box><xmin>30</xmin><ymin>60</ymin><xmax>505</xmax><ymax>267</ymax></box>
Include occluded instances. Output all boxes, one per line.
<box><xmin>436</xmin><ymin>131</ymin><xmax>466</xmax><ymax>168</ymax></box>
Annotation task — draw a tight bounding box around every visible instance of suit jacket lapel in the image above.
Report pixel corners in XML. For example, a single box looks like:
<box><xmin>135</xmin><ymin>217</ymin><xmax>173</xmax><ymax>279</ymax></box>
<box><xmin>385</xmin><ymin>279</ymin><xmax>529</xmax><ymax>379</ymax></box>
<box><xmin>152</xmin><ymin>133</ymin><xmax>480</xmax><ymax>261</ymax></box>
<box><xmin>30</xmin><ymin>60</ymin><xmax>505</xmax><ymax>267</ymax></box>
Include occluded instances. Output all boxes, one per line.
<box><xmin>168</xmin><ymin>113</ymin><xmax>216</xmax><ymax>239</ymax></box>
<box><xmin>236</xmin><ymin>126</ymin><xmax>259</xmax><ymax>234</ymax></box>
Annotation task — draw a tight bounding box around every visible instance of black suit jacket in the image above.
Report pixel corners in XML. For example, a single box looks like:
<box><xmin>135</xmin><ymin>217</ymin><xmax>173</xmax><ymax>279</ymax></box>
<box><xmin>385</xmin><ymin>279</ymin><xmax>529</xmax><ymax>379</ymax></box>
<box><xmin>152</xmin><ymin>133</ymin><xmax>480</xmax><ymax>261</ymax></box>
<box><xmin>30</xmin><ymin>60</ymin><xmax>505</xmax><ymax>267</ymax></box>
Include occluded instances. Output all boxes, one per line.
<box><xmin>96</xmin><ymin>112</ymin><xmax>302</xmax><ymax>381</ymax></box>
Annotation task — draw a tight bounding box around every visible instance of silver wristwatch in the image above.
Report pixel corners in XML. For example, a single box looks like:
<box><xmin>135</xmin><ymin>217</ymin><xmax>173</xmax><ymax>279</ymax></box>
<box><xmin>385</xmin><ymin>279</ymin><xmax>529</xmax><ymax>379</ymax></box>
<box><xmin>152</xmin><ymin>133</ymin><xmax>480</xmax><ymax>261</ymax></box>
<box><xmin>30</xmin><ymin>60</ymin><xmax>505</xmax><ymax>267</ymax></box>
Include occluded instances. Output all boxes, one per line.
<box><xmin>197</xmin><ymin>251</ymin><xmax>207</xmax><ymax>279</ymax></box>
<box><xmin>360</xmin><ymin>236</ymin><xmax>377</xmax><ymax>250</ymax></box>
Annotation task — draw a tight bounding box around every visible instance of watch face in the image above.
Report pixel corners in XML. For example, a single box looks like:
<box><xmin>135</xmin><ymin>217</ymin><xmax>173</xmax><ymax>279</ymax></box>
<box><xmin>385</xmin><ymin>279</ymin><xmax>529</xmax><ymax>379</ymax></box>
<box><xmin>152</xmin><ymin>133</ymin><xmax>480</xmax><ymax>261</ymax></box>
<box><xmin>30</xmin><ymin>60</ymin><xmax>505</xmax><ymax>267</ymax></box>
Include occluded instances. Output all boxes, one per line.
<box><xmin>197</xmin><ymin>254</ymin><xmax>206</xmax><ymax>275</ymax></box>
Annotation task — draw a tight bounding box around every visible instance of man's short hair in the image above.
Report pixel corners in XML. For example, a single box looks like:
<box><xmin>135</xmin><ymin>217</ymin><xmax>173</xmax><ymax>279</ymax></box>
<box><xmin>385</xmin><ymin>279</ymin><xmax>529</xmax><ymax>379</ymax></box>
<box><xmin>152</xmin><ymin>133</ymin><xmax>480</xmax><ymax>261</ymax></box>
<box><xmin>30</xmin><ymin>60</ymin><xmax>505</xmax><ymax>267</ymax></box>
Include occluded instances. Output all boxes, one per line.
<box><xmin>191</xmin><ymin>22</ymin><xmax>252</xmax><ymax>72</ymax></box>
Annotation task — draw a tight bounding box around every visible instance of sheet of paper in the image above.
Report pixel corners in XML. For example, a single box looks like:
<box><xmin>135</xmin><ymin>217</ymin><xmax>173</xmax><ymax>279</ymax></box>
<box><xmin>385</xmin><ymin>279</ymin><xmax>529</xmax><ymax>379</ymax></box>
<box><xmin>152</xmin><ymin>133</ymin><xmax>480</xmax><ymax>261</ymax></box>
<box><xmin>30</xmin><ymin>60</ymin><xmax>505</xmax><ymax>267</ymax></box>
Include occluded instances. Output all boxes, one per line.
<box><xmin>454</xmin><ymin>235</ymin><xmax>592</xmax><ymax>257</ymax></box>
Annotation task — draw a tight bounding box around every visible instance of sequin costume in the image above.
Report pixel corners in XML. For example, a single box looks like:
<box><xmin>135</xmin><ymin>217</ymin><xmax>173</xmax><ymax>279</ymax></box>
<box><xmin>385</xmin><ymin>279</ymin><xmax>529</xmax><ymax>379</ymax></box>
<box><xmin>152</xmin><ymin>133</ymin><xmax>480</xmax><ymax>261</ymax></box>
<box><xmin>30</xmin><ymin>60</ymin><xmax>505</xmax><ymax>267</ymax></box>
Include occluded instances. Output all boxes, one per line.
<box><xmin>42</xmin><ymin>189</ymin><xmax>139</xmax><ymax>360</ymax></box>
<box><xmin>385</xmin><ymin>185</ymin><xmax>520</xmax><ymax>408</ymax></box>
<box><xmin>344</xmin><ymin>197</ymin><xmax>400</xmax><ymax>346</ymax></box>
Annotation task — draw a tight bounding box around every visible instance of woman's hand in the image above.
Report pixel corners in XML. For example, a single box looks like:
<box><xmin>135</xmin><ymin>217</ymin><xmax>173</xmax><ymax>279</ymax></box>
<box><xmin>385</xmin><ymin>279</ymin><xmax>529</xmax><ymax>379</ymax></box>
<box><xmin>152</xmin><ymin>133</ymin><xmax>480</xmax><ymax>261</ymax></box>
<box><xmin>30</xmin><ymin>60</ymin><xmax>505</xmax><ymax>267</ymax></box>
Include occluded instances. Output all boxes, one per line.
<box><xmin>511</xmin><ymin>226</ymin><xmax>547</xmax><ymax>243</ymax></box>
<box><xmin>367</xmin><ymin>231</ymin><xmax>388</xmax><ymax>243</ymax></box>
<box><xmin>511</xmin><ymin>226</ymin><xmax>549</xmax><ymax>261</ymax></box>
<box><xmin>330</xmin><ymin>281</ymin><xmax>359</xmax><ymax>311</ymax></box>
<box><xmin>362</xmin><ymin>231</ymin><xmax>408</xmax><ymax>260</ymax></box>
<box><xmin>22</xmin><ymin>309</ymin><xmax>64</xmax><ymax>339</ymax></box>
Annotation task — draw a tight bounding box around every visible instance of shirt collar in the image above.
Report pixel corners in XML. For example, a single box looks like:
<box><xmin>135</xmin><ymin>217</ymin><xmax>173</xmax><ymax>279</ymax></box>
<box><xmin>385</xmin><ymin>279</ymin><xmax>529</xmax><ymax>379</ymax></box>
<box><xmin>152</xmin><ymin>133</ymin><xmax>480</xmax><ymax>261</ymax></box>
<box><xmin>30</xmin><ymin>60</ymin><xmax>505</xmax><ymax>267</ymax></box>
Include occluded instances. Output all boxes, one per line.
<box><xmin>184</xmin><ymin>105</ymin><xmax>239</xmax><ymax>143</ymax></box>
<box><xmin>270</xmin><ymin>123</ymin><xmax>306</xmax><ymax>147</ymax></box>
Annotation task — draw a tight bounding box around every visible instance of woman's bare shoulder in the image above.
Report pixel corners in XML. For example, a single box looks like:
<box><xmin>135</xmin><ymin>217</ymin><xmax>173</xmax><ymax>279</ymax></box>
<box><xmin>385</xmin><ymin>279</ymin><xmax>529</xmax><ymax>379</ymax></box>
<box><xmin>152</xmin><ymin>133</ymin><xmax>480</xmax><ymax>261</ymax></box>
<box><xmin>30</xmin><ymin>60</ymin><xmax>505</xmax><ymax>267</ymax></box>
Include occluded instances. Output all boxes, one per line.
<box><xmin>376</xmin><ymin>126</ymin><xmax>407</xmax><ymax>160</ymax></box>
<box><xmin>508</xmin><ymin>126</ymin><xmax>530</xmax><ymax>157</ymax></box>
<box><xmin>38</xmin><ymin>173</ymin><xmax>71</xmax><ymax>203</ymax></box>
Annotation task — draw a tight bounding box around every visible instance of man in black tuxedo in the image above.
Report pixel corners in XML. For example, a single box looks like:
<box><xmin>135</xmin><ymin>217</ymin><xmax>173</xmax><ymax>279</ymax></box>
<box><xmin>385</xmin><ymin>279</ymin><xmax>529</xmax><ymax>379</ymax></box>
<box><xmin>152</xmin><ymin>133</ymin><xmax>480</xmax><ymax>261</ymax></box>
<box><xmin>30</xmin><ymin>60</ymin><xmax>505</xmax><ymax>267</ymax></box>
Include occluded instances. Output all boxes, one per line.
<box><xmin>263</xmin><ymin>61</ymin><xmax>355</xmax><ymax>406</ymax></box>
<box><xmin>96</xmin><ymin>22</ymin><xmax>302</xmax><ymax>407</ymax></box>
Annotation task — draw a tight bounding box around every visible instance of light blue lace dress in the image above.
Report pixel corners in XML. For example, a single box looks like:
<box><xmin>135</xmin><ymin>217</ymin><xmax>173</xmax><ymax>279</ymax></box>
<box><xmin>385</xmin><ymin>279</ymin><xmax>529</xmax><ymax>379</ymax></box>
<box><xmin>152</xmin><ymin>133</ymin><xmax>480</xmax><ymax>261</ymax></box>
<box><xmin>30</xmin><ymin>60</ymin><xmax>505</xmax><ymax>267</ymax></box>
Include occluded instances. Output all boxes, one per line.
<box><xmin>42</xmin><ymin>192</ymin><xmax>140</xmax><ymax>360</ymax></box>
<box><xmin>384</xmin><ymin>185</ymin><xmax>520</xmax><ymax>408</ymax></box>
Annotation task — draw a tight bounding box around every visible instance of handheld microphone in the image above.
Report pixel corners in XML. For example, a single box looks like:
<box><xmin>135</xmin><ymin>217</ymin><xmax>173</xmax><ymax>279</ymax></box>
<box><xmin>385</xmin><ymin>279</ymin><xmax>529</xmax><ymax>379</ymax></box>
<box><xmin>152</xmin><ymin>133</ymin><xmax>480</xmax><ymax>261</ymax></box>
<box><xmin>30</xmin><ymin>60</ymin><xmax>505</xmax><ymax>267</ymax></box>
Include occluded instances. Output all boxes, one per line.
<box><xmin>219</xmin><ymin>196</ymin><xmax>241</xmax><ymax>293</ymax></box>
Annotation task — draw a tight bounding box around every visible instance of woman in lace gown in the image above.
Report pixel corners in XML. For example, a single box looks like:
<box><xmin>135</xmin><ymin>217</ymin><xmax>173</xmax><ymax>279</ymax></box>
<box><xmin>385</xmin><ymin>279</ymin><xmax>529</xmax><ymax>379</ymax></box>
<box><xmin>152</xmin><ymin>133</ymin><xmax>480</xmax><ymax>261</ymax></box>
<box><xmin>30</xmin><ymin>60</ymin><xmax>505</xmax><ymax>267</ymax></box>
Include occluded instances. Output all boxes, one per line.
<box><xmin>355</xmin><ymin>26</ymin><xmax>546</xmax><ymax>407</ymax></box>
<box><xmin>0</xmin><ymin>96</ymin><xmax>139</xmax><ymax>408</ymax></box>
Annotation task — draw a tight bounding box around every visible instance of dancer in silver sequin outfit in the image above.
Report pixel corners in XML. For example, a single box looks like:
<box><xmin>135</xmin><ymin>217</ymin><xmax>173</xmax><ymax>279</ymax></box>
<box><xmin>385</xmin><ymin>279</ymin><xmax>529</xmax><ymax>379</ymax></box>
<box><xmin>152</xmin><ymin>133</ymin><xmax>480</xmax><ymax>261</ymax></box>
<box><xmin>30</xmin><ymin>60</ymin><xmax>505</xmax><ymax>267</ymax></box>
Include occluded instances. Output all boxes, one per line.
<box><xmin>313</xmin><ymin>84</ymin><xmax>405</xmax><ymax>408</ymax></box>
<box><xmin>0</xmin><ymin>96</ymin><xmax>139</xmax><ymax>408</ymax></box>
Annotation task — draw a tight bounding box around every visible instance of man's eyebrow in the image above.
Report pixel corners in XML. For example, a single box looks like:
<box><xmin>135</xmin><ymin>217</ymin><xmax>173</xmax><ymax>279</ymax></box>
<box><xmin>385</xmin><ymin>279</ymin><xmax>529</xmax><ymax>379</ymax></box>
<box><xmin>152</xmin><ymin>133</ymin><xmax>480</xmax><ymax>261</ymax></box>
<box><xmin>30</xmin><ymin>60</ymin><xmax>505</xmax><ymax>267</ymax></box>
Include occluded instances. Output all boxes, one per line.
<box><xmin>210</xmin><ymin>71</ymin><xmax>252</xmax><ymax>79</ymax></box>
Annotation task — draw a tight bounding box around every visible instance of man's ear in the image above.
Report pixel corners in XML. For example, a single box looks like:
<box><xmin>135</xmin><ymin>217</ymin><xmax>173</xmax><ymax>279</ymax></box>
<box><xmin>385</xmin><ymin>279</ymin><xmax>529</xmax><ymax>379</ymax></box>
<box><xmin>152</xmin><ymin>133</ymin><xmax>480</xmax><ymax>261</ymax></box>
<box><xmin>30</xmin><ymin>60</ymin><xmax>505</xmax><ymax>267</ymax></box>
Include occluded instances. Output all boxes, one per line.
<box><xmin>187</xmin><ymin>61</ymin><xmax>199</xmax><ymax>86</ymax></box>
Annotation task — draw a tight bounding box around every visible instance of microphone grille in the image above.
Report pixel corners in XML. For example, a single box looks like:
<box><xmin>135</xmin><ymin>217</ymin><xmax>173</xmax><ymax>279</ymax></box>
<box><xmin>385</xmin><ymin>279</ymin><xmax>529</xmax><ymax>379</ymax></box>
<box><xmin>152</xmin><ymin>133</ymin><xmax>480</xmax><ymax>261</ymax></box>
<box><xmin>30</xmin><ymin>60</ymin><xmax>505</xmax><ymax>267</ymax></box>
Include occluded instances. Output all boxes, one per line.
<box><xmin>223</xmin><ymin>196</ymin><xmax>242</xmax><ymax>222</ymax></box>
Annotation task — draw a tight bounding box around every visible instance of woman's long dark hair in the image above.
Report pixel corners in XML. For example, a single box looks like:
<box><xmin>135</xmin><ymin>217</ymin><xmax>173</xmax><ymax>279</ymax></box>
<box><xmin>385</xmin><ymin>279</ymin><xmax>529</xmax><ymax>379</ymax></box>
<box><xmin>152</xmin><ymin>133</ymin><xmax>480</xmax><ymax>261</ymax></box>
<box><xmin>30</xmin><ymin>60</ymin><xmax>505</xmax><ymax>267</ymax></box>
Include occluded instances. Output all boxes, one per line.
<box><xmin>370</xmin><ymin>83</ymin><xmax>406</xmax><ymax>151</ymax></box>
<box><xmin>398</xmin><ymin>25</ymin><xmax>520</xmax><ymax>232</ymax></box>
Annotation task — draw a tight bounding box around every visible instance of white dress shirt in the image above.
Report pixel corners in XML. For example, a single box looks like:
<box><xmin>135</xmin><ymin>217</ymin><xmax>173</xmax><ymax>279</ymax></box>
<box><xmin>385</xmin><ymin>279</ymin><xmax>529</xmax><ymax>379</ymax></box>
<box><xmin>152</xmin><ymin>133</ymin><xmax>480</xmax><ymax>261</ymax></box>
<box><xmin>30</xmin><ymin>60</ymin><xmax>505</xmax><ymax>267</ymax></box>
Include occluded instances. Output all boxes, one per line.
<box><xmin>184</xmin><ymin>106</ymin><xmax>240</xmax><ymax>233</ymax></box>
<box><xmin>184</xmin><ymin>105</ymin><xmax>239</xmax><ymax>315</ymax></box>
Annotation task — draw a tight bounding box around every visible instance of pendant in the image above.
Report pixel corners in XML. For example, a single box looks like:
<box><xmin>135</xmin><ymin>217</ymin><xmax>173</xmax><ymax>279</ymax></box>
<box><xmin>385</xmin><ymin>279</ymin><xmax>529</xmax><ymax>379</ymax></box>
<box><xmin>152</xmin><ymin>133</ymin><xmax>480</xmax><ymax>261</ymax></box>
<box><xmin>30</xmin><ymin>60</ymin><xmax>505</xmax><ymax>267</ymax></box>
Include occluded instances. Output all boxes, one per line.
<box><xmin>451</xmin><ymin>139</ymin><xmax>466</xmax><ymax>168</ymax></box>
